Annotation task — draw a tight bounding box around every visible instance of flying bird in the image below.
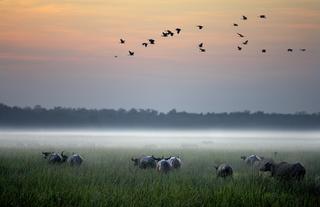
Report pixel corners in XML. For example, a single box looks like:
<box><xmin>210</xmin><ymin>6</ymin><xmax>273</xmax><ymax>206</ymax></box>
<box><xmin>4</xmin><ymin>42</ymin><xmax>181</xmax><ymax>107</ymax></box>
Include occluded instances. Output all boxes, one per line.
<box><xmin>238</xmin><ymin>46</ymin><xmax>242</xmax><ymax>51</ymax></box>
<box><xmin>120</xmin><ymin>39</ymin><xmax>125</xmax><ymax>44</ymax></box>
<box><xmin>148</xmin><ymin>39</ymin><xmax>155</xmax><ymax>44</ymax></box>
<box><xmin>242</xmin><ymin>40</ymin><xmax>248</xmax><ymax>45</ymax></box>
<box><xmin>233</xmin><ymin>23</ymin><xmax>238</xmax><ymax>26</ymax></box>
<box><xmin>166</xmin><ymin>30</ymin><xmax>174</xmax><ymax>36</ymax></box>
<box><xmin>200</xmin><ymin>48</ymin><xmax>206</xmax><ymax>52</ymax></box>
<box><xmin>198</xmin><ymin>43</ymin><xmax>203</xmax><ymax>48</ymax></box>
<box><xmin>300</xmin><ymin>48</ymin><xmax>306</xmax><ymax>52</ymax></box>
<box><xmin>262</xmin><ymin>49</ymin><xmax>266</xmax><ymax>53</ymax></box>
<box><xmin>176</xmin><ymin>28</ymin><xmax>181</xmax><ymax>34</ymax></box>
<box><xmin>114</xmin><ymin>55</ymin><xmax>118</xmax><ymax>58</ymax></box>
<box><xmin>162</xmin><ymin>32</ymin><xmax>168</xmax><ymax>37</ymax></box>
<box><xmin>237</xmin><ymin>33</ymin><xmax>245</xmax><ymax>38</ymax></box>
<box><xmin>128</xmin><ymin>51</ymin><xmax>134</xmax><ymax>56</ymax></box>
<box><xmin>259</xmin><ymin>15</ymin><xmax>266</xmax><ymax>19</ymax></box>
<box><xmin>242</xmin><ymin>15</ymin><xmax>247</xmax><ymax>20</ymax></box>
<box><xmin>197</xmin><ymin>25</ymin><xmax>204</xmax><ymax>30</ymax></box>
<box><xmin>287</xmin><ymin>48</ymin><xmax>293</xmax><ymax>52</ymax></box>
<box><xmin>142</xmin><ymin>43</ymin><xmax>148</xmax><ymax>47</ymax></box>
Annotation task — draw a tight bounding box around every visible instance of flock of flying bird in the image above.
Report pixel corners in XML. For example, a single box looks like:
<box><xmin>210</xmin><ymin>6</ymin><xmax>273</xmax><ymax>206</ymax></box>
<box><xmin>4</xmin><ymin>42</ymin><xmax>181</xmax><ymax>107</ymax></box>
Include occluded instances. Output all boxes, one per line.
<box><xmin>115</xmin><ymin>15</ymin><xmax>307</xmax><ymax>58</ymax></box>
<box><xmin>115</xmin><ymin>24</ymin><xmax>205</xmax><ymax>57</ymax></box>
<box><xmin>234</xmin><ymin>15</ymin><xmax>307</xmax><ymax>53</ymax></box>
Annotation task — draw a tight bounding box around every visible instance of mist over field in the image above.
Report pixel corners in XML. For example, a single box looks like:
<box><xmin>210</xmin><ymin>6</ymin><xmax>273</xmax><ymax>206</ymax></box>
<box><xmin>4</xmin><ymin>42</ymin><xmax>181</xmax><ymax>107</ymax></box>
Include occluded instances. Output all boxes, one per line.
<box><xmin>1</xmin><ymin>130</ymin><xmax>320</xmax><ymax>150</ymax></box>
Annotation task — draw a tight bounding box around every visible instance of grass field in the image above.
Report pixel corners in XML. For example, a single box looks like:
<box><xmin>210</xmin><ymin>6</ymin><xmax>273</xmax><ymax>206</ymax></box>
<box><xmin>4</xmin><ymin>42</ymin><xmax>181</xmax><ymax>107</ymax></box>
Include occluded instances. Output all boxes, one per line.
<box><xmin>1</xmin><ymin>147</ymin><xmax>320</xmax><ymax>207</ymax></box>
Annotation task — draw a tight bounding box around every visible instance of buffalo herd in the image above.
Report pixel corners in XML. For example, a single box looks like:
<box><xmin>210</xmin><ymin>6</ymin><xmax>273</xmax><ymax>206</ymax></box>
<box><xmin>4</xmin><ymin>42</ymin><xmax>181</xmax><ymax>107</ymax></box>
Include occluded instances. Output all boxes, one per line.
<box><xmin>240</xmin><ymin>154</ymin><xmax>306</xmax><ymax>180</ymax></box>
<box><xmin>130</xmin><ymin>153</ymin><xmax>306</xmax><ymax>180</ymax></box>
<box><xmin>131</xmin><ymin>155</ymin><xmax>182</xmax><ymax>173</ymax></box>
<box><xmin>42</xmin><ymin>151</ymin><xmax>83</xmax><ymax>166</ymax></box>
<box><xmin>41</xmin><ymin>151</ymin><xmax>306</xmax><ymax>181</ymax></box>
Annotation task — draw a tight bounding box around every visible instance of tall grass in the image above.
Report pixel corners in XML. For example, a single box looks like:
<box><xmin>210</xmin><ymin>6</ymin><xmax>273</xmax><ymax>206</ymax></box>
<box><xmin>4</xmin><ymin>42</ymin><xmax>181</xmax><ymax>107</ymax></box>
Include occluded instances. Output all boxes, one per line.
<box><xmin>0</xmin><ymin>148</ymin><xmax>319</xmax><ymax>207</ymax></box>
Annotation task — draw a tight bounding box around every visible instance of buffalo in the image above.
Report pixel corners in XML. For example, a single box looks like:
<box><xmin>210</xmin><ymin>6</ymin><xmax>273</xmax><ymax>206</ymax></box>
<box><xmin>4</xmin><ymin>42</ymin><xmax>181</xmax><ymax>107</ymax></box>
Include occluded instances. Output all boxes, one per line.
<box><xmin>156</xmin><ymin>159</ymin><xmax>172</xmax><ymax>173</ymax></box>
<box><xmin>259</xmin><ymin>160</ymin><xmax>306</xmax><ymax>180</ymax></box>
<box><xmin>168</xmin><ymin>156</ymin><xmax>182</xmax><ymax>169</ymax></box>
<box><xmin>241</xmin><ymin>154</ymin><xmax>262</xmax><ymax>166</ymax></box>
<box><xmin>131</xmin><ymin>155</ymin><xmax>157</xmax><ymax>169</ymax></box>
<box><xmin>215</xmin><ymin>163</ymin><xmax>233</xmax><ymax>178</ymax></box>
<box><xmin>67</xmin><ymin>153</ymin><xmax>84</xmax><ymax>166</ymax></box>
<box><xmin>42</xmin><ymin>151</ymin><xmax>68</xmax><ymax>164</ymax></box>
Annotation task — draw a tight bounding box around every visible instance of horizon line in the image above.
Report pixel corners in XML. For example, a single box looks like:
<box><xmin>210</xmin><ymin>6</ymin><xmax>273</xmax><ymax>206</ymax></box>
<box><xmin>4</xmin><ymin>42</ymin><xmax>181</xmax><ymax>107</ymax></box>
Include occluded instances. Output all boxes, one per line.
<box><xmin>1</xmin><ymin>102</ymin><xmax>318</xmax><ymax>115</ymax></box>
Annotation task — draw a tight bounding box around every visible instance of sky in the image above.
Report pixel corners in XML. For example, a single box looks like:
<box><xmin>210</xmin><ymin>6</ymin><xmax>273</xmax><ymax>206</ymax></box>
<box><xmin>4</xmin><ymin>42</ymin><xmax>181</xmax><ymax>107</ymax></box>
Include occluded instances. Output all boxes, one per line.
<box><xmin>0</xmin><ymin>0</ymin><xmax>319</xmax><ymax>113</ymax></box>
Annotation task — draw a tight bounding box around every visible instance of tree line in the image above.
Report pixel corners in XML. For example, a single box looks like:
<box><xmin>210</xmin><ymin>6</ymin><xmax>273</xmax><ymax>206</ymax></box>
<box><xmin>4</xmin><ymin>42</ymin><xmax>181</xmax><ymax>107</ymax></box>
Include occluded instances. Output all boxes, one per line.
<box><xmin>0</xmin><ymin>103</ymin><xmax>320</xmax><ymax>129</ymax></box>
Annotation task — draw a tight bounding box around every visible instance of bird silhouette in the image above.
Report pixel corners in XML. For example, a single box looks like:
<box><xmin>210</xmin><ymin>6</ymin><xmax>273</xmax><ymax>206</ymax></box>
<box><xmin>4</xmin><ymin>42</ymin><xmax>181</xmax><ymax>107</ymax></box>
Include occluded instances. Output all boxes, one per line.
<box><xmin>128</xmin><ymin>51</ymin><xmax>134</xmax><ymax>56</ymax></box>
<box><xmin>120</xmin><ymin>39</ymin><xmax>125</xmax><ymax>44</ymax></box>
<box><xmin>287</xmin><ymin>48</ymin><xmax>293</xmax><ymax>52</ymax></box>
<box><xmin>142</xmin><ymin>43</ymin><xmax>148</xmax><ymax>47</ymax></box>
<box><xmin>197</xmin><ymin>25</ymin><xmax>204</xmax><ymax>30</ymax></box>
<box><xmin>166</xmin><ymin>30</ymin><xmax>174</xmax><ymax>36</ymax></box>
<box><xmin>300</xmin><ymin>49</ymin><xmax>306</xmax><ymax>52</ymax></box>
<box><xmin>199</xmin><ymin>43</ymin><xmax>203</xmax><ymax>48</ymax></box>
<box><xmin>259</xmin><ymin>15</ymin><xmax>266</xmax><ymax>19</ymax></box>
<box><xmin>262</xmin><ymin>49</ymin><xmax>266</xmax><ymax>53</ymax></box>
<box><xmin>242</xmin><ymin>15</ymin><xmax>247</xmax><ymax>20</ymax></box>
<box><xmin>237</xmin><ymin>33</ymin><xmax>245</xmax><ymax>38</ymax></box>
<box><xmin>162</xmin><ymin>32</ymin><xmax>168</xmax><ymax>37</ymax></box>
<box><xmin>176</xmin><ymin>28</ymin><xmax>181</xmax><ymax>34</ymax></box>
<box><xmin>242</xmin><ymin>40</ymin><xmax>248</xmax><ymax>45</ymax></box>
<box><xmin>114</xmin><ymin>55</ymin><xmax>118</xmax><ymax>58</ymax></box>
<box><xmin>200</xmin><ymin>48</ymin><xmax>206</xmax><ymax>52</ymax></box>
<box><xmin>148</xmin><ymin>39</ymin><xmax>155</xmax><ymax>44</ymax></box>
<box><xmin>233</xmin><ymin>23</ymin><xmax>238</xmax><ymax>26</ymax></box>
<box><xmin>238</xmin><ymin>46</ymin><xmax>242</xmax><ymax>51</ymax></box>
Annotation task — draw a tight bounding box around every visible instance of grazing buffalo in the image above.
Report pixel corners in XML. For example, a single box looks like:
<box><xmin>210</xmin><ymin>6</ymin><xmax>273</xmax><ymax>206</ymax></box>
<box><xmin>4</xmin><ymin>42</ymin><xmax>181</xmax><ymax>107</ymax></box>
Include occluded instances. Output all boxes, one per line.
<box><xmin>131</xmin><ymin>155</ymin><xmax>157</xmax><ymax>169</ymax></box>
<box><xmin>42</xmin><ymin>151</ymin><xmax>68</xmax><ymax>164</ymax></box>
<box><xmin>259</xmin><ymin>160</ymin><xmax>306</xmax><ymax>180</ymax></box>
<box><xmin>241</xmin><ymin>154</ymin><xmax>262</xmax><ymax>166</ymax></box>
<box><xmin>156</xmin><ymin>159</ymin><xmax>172</xmax><ymax>173</ymax></box>
<box><xmin>253</xmin><ymin>157</ymin><xmax>273</xmax><ymax>170</ymax></box>
<box><xmin>215</xmin><ymin>164</ymin><xmax>233</xmax><ymax>178</ymax></box>
<box><xmin>168</xmin><ymin>156</ymin><xmax>182</xmax><ymax>169</ymax></box>
<box><xmin>67</xmin><ymin>153</ymin><xmax>84</xmax><ymax>166</ymax></box>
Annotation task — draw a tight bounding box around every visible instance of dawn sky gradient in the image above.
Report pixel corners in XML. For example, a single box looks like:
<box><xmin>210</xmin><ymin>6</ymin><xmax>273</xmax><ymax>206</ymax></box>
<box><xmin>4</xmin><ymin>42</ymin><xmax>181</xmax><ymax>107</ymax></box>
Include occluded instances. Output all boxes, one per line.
<box><xmin>0</xmin><ymin>0</ymin><xmax>319</xmax><ymax>113</ymax></box>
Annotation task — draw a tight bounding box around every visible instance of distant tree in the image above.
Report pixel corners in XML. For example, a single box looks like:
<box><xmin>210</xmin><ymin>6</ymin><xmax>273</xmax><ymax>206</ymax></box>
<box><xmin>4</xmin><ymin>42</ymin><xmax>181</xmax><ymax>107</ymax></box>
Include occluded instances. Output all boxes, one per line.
<box><xmin>33</xmin><ymin>105</ymin><xmax>44</xmax><ymax>111</ymax></box>
<box><xmin>0</xmin><ymin>103</ymin><xmax>319</xmax><ymax>129</ymax></box>
<box><xmin>295</xmin><ymin>111</ymin><xmax>307</xmax><ymax>115</ymax></box>
<box><xmin>168</xmin><ymin>109</ymin><xmax>177</xmax><ymax>115</ymax></box>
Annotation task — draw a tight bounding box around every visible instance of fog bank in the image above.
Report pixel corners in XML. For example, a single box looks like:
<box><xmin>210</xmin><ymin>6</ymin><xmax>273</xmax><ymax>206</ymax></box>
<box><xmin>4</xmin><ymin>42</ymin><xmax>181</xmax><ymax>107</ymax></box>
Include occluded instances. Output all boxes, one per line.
<box><xmin>0</xmin><ymin>130</ymin><xmax>319</xmax><ymax>150</ymax></box>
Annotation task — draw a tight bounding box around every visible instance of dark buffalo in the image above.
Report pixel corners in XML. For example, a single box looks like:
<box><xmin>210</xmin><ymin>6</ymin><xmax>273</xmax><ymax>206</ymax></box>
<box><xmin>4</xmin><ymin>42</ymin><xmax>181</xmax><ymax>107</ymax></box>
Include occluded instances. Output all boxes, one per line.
<box><xmin>131</xmin><ymin>155</ymin><xmax>157</xmax><ymax>169</ymax></box>
<box><xmin>168</xmin><ymin>156</ymin><xmax>182</xmax><ymax>169</ymax></box>
<box><xmin>67</xmin><ymin>153</ymin><xmax>84</xmax><ymax>166</ymax></box>
<box><xmin>259</xmin><ymin>160</ymin><xmax>306</xmax><ymax>180</ymax></box>
<box><xmin>156</xmin><ymin>159</ymin><xmax>172</xmax><ymax>173</ymax></box>
<box><xmin>215</xmin><ymin>163</ymin><xmax>233</xmax><ymax>178</ymax></box>
<box><xmin>42</xmin><ymin>151</ymin><xmax>68</xmax><ymax>164</ymax></box>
